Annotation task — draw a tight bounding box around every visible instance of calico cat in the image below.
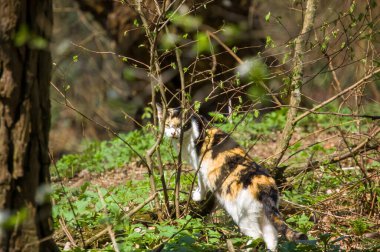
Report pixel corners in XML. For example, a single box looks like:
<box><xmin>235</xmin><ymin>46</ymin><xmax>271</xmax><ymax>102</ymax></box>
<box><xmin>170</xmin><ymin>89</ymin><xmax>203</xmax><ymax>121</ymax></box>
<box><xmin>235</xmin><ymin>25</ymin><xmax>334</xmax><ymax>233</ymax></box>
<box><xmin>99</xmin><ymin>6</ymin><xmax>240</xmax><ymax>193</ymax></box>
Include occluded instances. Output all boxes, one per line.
<box><xmin>157</xmin><ymin>105</ymin><xmax>307</xmax><ymax>251</ymax></box>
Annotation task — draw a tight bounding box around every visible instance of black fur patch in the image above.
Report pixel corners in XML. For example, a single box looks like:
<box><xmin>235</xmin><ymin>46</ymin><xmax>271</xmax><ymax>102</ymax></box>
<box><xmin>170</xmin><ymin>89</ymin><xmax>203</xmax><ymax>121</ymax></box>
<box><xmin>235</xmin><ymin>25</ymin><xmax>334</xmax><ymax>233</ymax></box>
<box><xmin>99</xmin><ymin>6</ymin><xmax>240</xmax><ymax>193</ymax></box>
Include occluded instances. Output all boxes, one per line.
<box><xmin>214</xmin><ymin>155</ymin><xmax>245</xmax><ymax>190</ymax></box>
<box><xmin>210</xmin><ymin>132</ymin><xmax>239</xmax><ymax>159</ymax></box>
<box><xmin>238</xmin><ymin>162</ymin><xmax>271</xmax><ymax>188</ymax></box>
<box><xmin>258</xmin><ymin>185</ymin><xmax>281</xmax><ymax>228</ymax></box>
<box><xmin>226</xmin><ymin>182</ymin><xmax>233</xmax><ymax>195</ymax></box>
<box><xmin>258</xmin><ymin>185</ymin><xmax>279</xmax><ymax>204</ymax></box>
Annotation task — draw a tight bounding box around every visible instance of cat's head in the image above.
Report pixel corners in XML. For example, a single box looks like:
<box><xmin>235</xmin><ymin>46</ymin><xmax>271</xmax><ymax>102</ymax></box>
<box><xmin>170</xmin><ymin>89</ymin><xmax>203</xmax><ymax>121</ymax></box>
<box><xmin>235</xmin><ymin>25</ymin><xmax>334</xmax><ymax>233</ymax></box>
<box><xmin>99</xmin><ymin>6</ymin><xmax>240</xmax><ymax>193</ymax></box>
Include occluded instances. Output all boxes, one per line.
<box><xmin>156</xmin><ymin>104</ymin><xmax>183</xmax><ymax>139</ymax></box>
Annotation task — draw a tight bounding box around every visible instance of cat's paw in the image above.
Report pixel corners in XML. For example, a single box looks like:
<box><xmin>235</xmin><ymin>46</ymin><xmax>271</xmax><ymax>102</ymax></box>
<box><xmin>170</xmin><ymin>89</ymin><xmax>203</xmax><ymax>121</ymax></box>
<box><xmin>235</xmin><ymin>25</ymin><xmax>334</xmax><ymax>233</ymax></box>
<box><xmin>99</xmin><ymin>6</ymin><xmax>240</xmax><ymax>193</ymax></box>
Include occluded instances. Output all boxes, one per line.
<box><xmin>192</xmin><ymin>188</ymin><xmax>205</xmax><ymax>202</ymax></box>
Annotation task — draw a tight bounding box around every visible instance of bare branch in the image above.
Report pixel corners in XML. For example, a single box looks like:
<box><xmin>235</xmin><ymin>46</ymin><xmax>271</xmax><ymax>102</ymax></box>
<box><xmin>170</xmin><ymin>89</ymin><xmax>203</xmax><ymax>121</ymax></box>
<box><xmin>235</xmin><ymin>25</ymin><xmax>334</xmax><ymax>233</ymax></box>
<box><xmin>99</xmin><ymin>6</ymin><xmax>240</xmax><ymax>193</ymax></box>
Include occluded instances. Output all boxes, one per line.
<box><xmin>269</xmin><ymin>0</ymin><xmax>319</xmax><ymax>168</ymax></box>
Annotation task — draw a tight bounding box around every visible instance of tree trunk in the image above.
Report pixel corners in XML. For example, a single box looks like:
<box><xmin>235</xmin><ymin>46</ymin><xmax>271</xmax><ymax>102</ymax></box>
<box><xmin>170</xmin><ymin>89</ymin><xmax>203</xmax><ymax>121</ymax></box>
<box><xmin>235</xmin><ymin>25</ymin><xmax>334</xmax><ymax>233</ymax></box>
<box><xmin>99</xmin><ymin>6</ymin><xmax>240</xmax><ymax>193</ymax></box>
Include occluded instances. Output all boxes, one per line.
<box><xmin>269</xmin><ymin>0</ymin><xmax>318</xmax><ymax>169</ymax></box>
<box><xmin>0</xmin><ymin>1</ymin><xmax>57</xmax><ymax>251</ymax></box>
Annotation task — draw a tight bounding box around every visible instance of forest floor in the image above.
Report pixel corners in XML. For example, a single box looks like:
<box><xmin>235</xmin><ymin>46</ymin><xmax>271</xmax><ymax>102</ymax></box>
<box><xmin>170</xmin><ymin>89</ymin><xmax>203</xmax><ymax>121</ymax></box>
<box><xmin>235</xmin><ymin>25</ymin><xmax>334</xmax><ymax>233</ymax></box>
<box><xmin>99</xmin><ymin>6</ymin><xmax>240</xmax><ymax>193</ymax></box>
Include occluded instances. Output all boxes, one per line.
<box><xmin>51</xmin><ymin>111</ymin><xmax>380</xmax><ymax>251</ymax></box>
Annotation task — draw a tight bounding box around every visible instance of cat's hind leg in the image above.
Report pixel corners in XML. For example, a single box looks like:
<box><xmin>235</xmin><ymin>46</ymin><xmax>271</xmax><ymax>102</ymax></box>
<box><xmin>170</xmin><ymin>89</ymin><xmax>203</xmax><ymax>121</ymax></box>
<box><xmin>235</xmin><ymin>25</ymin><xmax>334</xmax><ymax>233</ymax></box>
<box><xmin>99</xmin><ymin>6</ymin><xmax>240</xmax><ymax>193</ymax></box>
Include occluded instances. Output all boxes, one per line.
<box><xmin>234</xmin><ymin>205</ymin><xmax>263</xmax><ymax>241</ymax></box>
<box><xmin>238</xmin><ymin>216</ymin><xmax>263</xmax><ymax>252</ymax></box>
<box><xmin>230</xmin><ymin>190</ymin><xmax>263</xmax><ymax>240</ymax></box>
<box><xmin>260</xmin><ymin>216</ymin><xmax>278</xmax><ymax>252</ymax></box>
<box><xmin>238</xmin><ymin>216</ymin><xmax>263</xmax><ymax>240</ymax></box>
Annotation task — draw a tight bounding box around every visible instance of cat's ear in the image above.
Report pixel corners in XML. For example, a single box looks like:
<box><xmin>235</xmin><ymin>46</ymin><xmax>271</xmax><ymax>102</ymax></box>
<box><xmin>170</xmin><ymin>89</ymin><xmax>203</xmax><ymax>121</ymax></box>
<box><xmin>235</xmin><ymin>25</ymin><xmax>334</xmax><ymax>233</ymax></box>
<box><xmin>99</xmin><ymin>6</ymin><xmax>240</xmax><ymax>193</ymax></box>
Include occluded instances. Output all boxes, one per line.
<box><xmin>171</xmin><ymin>107</ymin><xmax>181</xmax><ymax>117</ymax></box>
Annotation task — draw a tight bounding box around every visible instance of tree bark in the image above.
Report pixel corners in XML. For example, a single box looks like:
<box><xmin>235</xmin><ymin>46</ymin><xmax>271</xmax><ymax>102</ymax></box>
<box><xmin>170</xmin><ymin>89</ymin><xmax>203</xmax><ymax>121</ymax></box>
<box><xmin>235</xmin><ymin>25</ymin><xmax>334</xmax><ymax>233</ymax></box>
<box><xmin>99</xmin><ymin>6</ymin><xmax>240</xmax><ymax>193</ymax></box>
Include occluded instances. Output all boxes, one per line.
<box><xmin>0</xmin><ymin>1</ymin><xmax>57</xmax><ymax>251</ymax></box>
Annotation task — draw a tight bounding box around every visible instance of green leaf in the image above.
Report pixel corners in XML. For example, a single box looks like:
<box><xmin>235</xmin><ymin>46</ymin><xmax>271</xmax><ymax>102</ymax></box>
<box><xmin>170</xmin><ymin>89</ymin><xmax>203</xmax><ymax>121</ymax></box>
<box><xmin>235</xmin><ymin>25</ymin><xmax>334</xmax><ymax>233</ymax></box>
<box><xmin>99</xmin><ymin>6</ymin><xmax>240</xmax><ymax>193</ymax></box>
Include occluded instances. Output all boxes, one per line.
<box><xmin>133</xmin><ymin>19</ymin><xmax>140</xmax><ymax>27</ymax></box>
<box><xmin>30</xmin><ymin>36</ymin><xmax>48</xmax><ymax>49</ymax></box>
<box><xmin>195</xmin><ymin>32</ymin><xmax>211</xmax><ymax>53</ymax></box>
<box><xmin>254</xmin><ymin>109</ymin><xmax>259</xmax><ymax>118</ymax></box>
<box><xmin>237</xmin><ymin>57</ymin><xmax>268</xmax><ymax>83</ymax></box>
<box><xmin>160</xmin><ymin>33</ymin><xmax>178</xmax><ymax>49</ymax></box>
<box><xmin>209</xmin><ymin>112</ymin><xmax>226</xmax><ymax>123</ymax></box>
<box><xmin>194</xmin><ymin>101</ymin><xmax>201</xmax><ymax>112</ymax></box>
<box><xmin>14</xmin><ymin>24</ymin><xmax>30</xmax><ymax>46</ymax></box>
<box><xmin>265</xmin><ymin>12</ymin><xmax>271</xmax><ymax>22</ymax></box>
<box><xmin>265</xmin><ymin>35</ymin><xmax>274</xmax><ymax>48</ymax></box>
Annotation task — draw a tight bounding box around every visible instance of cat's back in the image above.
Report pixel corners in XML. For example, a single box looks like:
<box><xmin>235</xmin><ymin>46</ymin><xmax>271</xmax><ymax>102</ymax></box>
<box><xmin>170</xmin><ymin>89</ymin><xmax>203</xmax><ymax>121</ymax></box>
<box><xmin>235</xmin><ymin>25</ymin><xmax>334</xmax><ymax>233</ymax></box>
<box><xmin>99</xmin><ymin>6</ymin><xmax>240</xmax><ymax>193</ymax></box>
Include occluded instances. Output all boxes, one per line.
<box><xmin>198</xmin><ymin>127</ymin><xmax>277</xmax><ymax>202</ymax></box>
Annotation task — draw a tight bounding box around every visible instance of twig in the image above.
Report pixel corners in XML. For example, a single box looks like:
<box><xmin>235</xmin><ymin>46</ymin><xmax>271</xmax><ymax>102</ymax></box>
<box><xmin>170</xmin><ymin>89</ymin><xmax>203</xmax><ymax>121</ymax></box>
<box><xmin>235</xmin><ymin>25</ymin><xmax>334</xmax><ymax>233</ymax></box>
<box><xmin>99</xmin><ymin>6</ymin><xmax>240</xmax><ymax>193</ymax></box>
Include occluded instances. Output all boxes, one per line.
<box><xmin>50</xmin><ymin>82</ymin><xmax>149</xmax><ymax>168</ymax></box>
<box><xmin>134</xmin><ymin>0</ymin><xmax>167</xmax><ymax>217</ymax></box>
<box><xmin>269</xmin><ymin>0</ymin><xmax>319</xmax><ymax>168</ymax></box>
<box><xmin>96</xmin><ymin>188</ymin><xmax>120</xmax><ymax>252</ymax></box>
<box><xmin>49</xmin><ymin>151</ymin><xmax>86</xmax><ymax>247</ymax></box>
<box><xmin>285</xmin><ymin>126</ymin><xmax>380</xmax><ymax>177</ymax></box>
<box><xmin>59</xmin><ymin>218</ymin><xmax>77</xmax><ymax>248</ymax></box>
<box><xmin>174</xmin><ymin>44</ymin><xmax>186</xmax><ymax>219</ymax></box>
<box><xmin>71</xmin><ymin>42</ymin><xmax>149</xmax><ymax>69</ymax></box>
<box><xmin>295</xmin><ymin>68</ymin><xmax>380</xmax><ymax>123</ymax></box>
<box><xmin>122</xmin><ymin>192</ymin><xmax>158</xmax><ymax>219</ymax></box>
<box><xmin>226</xmin><ymin>239</ymin><xmax>236</xmax><ymax>252</ymax></box>
<box><xmin>85</xmin><ymin>193</ymin><xmax>158</xmax><ymax>246</ymax></box>
<box><xmin>281</xmin><ymin>199</ymin><xmax>346</xmax><ymax>219</ymax></box>
<box><xmin>206</xmin><ymin>30</ymin><xmax>282</xmax><ymax>107</ymax></box>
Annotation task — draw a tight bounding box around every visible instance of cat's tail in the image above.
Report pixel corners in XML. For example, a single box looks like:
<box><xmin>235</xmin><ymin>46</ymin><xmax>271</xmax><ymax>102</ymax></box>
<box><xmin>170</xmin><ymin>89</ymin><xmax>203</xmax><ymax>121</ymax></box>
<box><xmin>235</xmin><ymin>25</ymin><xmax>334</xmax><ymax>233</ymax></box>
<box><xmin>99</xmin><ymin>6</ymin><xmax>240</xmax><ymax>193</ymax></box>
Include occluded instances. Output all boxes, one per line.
<box><xmin>262</xmin><ymin>195</ymin><xmax>308</xmax><ymax>241</ymax></box>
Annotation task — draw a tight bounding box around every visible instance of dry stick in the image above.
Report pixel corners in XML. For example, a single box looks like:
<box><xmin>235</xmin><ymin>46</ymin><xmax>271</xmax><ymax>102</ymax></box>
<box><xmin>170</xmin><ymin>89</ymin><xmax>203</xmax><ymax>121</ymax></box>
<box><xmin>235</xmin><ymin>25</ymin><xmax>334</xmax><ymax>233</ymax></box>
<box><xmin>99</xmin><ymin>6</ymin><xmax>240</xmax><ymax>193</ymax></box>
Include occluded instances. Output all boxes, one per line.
<box><xmin>147</xmin><ymin>93</ymin><xmax>170</xmax><ymax>217</ymax></box>
<box><xmin>174</xmin><ymin>45</ymin><xmax>186</xmax><ymax>219</ymax></box>
<box><xmin>327</xmin><ymin>55</ymin><xmax>343</xmax><ymax>93</ymax></box>
<box><xmin>85</xmin><ymin>193</ymin><xmax>158</xmax><ymax>246</ymax></box>
<box><xmin>206</xmin><ymin>31</ymin><xmax>282</xmax><ymax>107</ymax></box>
<box><xmin>96</xmin><ymin>188</ymin><xmax>120</xmax><ymax>252</ymax></box>
<box><xmin>22</xmin><ymin>235</ymin><xmax>56</xmax><ymax>252</ymax></box>
<box><xmin>152</xmin><ymin>0</ymin><xmax>187</xmax><ymax>218</ymax></box>
<box><xmin>285</xmin><ymin>126</ymin><xmax>380</xmax><ymax>177</ymax></box>
<box><xmin>48</xmin><ymin>150</ymin><xmax>86</xmax><ymax>247</ymax></box>
<box><xmin>50</xmin><ymin>93</ymin><xmax>148</xmax><ymax>168</ymax></box>
<box><xmin>59</xmin><ymin>218</ymin><xmax>77</xmax><ymax>247</ymax></box>
<box><xmin>336</xmin><ymin>127</ymin><xmax>370</xmax><ymax>182</ymax></box>
<box><xmin>295</xmin><ymin>68</ymin><xmax>380</xmax><ymax>123</ymax></box>
<box><xmin>270</xmin><ymin>0</ymin><xmax>319</xmax><ymax>168</ymax></box>
<box><xmin>328</xmin><ymin>126</ymin><xmax>379</xmax><ymax>163</ymax></box>
<box><xmin>162</xmin><ymin>1</ymin><xmax>188</xmax><ymax>217</ymax></box>
<box><xmin>51</xmin><ymin>83</ymin><xmax>162</xmax><ymax>240</ymax></box>
<box><xmin>281</xmin><ymin>199</ymin><xmax>346</xmax><ymax>220</ymax></box>
<box><xmin>266</xmin><ymin>69</ymin><xmax>380</xmax><ymax>166</ymax></box>
<box><xmin>134</xmin><ymin>0</ymin><xmax>165</xmax><ymax>216</ymax></box>
<box><xmin>70</xmin><ymin>42</ymin><xmax>149</xmax><ymax>69</ymax></box>
<box><xmin>226</xmin><ymin>239</ymin><xmax>236</xmax><ymax>252</ymax></box>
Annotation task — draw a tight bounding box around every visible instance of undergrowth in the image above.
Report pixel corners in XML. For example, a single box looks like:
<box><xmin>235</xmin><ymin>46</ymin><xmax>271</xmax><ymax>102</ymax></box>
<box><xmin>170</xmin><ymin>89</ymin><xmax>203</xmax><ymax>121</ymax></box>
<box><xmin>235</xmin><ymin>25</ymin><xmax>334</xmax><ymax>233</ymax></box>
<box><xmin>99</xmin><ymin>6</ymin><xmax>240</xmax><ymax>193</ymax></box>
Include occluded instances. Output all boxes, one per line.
<box><xmin>52</xmin><ymin>108</ymin><xmax>379</xmax><ymax>251</ymax></box>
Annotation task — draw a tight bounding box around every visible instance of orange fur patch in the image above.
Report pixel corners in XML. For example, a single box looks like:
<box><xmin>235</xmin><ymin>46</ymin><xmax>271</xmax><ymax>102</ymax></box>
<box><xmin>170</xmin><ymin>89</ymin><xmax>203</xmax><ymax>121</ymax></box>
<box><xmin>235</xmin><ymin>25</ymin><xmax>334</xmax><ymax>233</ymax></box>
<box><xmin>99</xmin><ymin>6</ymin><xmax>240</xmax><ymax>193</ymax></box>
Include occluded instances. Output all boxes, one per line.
<box><xmin>248</xmin><ymin>175</ymin><xmax>276</xmax><ymax>198</ymax></box>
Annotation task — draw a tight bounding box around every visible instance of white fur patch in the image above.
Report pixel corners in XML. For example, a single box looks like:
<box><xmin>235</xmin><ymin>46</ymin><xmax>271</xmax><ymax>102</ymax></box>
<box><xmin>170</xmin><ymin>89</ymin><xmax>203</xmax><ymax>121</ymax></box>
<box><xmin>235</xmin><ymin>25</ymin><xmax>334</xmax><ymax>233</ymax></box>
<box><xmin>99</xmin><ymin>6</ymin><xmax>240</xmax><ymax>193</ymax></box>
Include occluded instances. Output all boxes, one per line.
<box><xmin>221</xmin><ymin>189</ymin><xmax>278</xmax><ymax>251</ymax></box>
<box><xmin>192</xmin><ymin>187</ymin><xmax>205</xmax><ymax>201</ymax></box>
<box><xmin>164</xmin><ymin>126</ymin><xmax>180</xmax><ymax>138</ymax></box>
<box><xmin>191</xmin><ymin>118</ymin><xmax>200</xmax><ymax>139</ymax></box>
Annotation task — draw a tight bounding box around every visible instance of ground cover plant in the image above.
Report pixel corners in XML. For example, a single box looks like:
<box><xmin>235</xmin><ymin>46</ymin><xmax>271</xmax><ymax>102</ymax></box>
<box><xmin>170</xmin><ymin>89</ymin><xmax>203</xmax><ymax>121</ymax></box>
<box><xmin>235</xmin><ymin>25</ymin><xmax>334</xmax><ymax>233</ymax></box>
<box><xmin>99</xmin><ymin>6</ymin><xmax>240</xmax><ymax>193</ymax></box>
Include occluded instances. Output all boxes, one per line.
<box><xmin>52</xmin><ymin>109</ymin><xmax>379</xmax><ymax>251</ymax></box>
<box><xmin>2</xmin><ymin>0</ymin><xmax>380</xmax><ymax>251</ymax></box>
<box><xmin>46</xmin><ymin>0</ymin><xmax>380</xmax><ymax>251</ymax></box>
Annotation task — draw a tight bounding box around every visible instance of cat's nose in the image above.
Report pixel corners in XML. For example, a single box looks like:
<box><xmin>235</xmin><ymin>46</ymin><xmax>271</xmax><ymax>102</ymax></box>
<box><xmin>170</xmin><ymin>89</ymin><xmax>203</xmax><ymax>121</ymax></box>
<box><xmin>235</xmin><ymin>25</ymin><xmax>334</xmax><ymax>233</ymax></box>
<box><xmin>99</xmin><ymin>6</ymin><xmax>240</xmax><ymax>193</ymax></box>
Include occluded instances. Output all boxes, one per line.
<box><xmin>171</xmin><ymin>131</ymin><xmax>179</xmax><ymax>138</ymax></box>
